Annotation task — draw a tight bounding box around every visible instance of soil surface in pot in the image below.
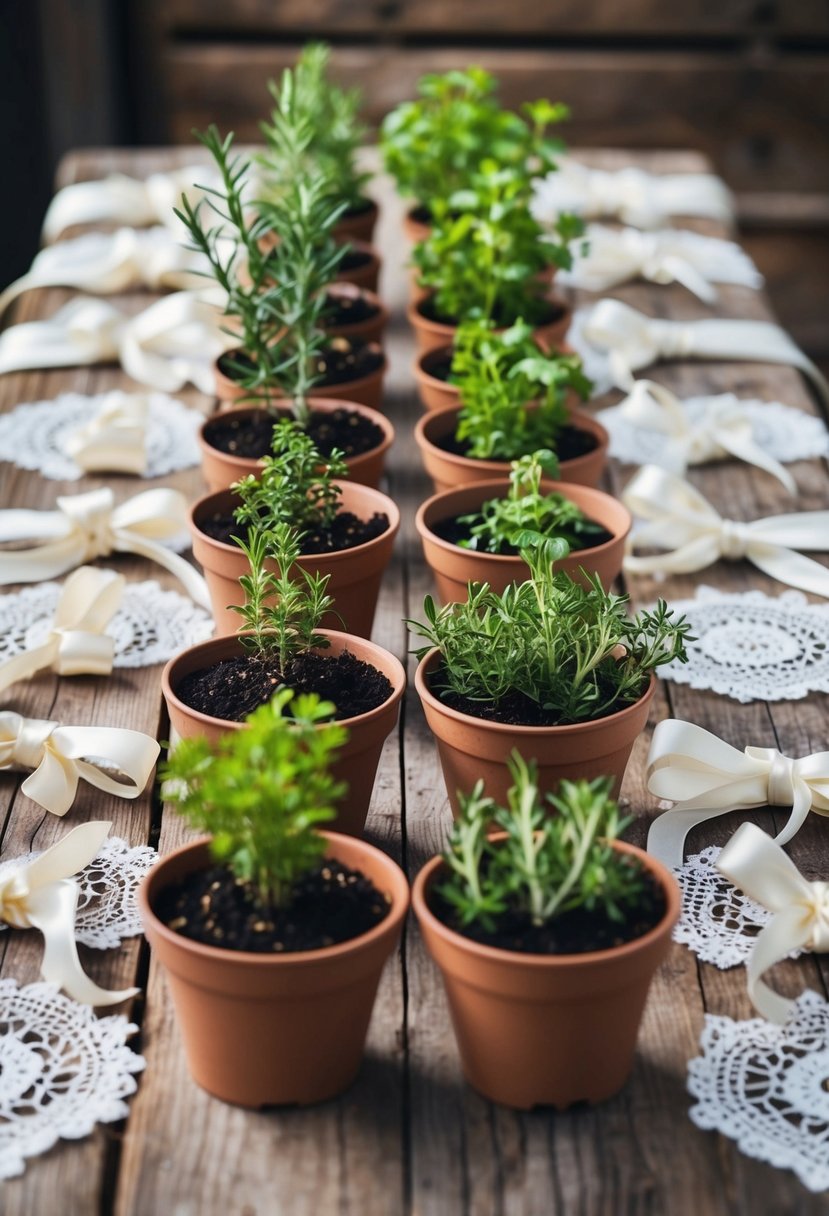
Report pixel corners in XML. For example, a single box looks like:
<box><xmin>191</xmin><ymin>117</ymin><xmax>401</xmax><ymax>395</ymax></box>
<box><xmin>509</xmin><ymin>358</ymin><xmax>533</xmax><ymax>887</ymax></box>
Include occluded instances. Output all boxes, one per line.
<box><xmin>322</xmin><ymin>291</ymin><xmax>379</xmax><ymax>328</ymax></box>
<box><xmin>421</xmin><ymin>352</ymin><xmax>454</xmax><ymax>383</ymax></box>
<box><xmin>338</xmin><ymin>248</ymin><xmax>374</xmax><ymax>273</ymax></box>
<box><xmin>434</xmin><ymin>424</ymin><xmax>597</xmax><ymax>464</ymax></box>
<box><xmin>157</xmin><ymin>859</ymin><xmax>391</xmax><ymax>953</ymax></box>
<box><xmin>198</xmin><ymin>508</ymin><xmax>390</xmax><ymax>556</ymax></box>
<box><xmin>217</xmin><ymin>338</ymin><xmax>382</xmax><ymax>392</ymax></box>
<box><xmin>429</xmin><ymin>512</ymin><xmax>612</xmax><ymax>556</ymax></box>
<box><xmin>430</xmin><ymin>867</ymin><xmax>666</xmax><ymax>955</ymax></box>
<box><xmin>417</xmin><ymin>295</ymin><xmax>566</xmax><ymax>330</ymax></box>
<box><xmin>204</xmin><ymin>407</ymin><xmax>385</xmax><ymax>462</ymax></box>
<box><xmin>178</xmin><ymin>651</ymin><xmax>393</xmax><ymax>722</ymax></box>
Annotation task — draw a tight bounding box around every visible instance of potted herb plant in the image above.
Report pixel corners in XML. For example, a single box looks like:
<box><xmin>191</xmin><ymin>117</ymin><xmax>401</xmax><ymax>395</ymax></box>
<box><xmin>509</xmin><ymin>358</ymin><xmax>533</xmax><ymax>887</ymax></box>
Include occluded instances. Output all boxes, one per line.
<box><xmin>416</xmin><ymin>452</ymin><xmax>630</xmax><ymax>601</ymax></box>
<box><xmin>414</xmin><ymin>319</ymin><xmax>607</xmax><ymax>491</ymax></box>
<box><xmin>192</xmin><ymin>420</ymin><xmax>399</xmax><ymax>637</ymax></box>
<box><xmin>412</xmin><ymin>756</ymin><xmax>680</xmax><ymax>1108</ymax></box>
<box><xmin>140</xmin><ymin>689</ymin><xmax>409</xmax><ymax>1107</ymax></box>
<box><xmin>410</xmin><ymin>537</ymin><xmax>691</xmax><ymax>811</ymax></box>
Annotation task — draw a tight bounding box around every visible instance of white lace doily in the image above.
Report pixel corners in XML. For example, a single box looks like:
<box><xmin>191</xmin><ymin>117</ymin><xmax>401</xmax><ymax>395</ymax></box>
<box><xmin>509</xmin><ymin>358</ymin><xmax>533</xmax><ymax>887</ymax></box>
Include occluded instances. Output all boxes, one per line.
<box><xmin>0</xmin><ymin>579</ymin><xmax>213</xmax><ymax>671</ymax></box>
<box><xmin>0</xmin><ymin>390</ymin><xmax>203</xmax><ymax>481</ymax></box>
<box><xmin>688</xmin><ymin>990</ymin><xmax>829</xmax><ymax>1193</ymax></box>
<box><xmin>0</xmin><ymin>979</ymin><xmax>144</xmax><ymax>1179</ymax></box>
<box><xmin>655</xmin><ymin>586</ymin><xmax>829</xmax><ymax>703</ymax></box>
<box><xmin>599</xmin><ymin>394</ymin><xmax>829</xmax><ymax>467</ymax></box>
<box><xmin>0</xmin><ymin>835</ymin><xmax>158</xmax><ymax>949</ymax></box>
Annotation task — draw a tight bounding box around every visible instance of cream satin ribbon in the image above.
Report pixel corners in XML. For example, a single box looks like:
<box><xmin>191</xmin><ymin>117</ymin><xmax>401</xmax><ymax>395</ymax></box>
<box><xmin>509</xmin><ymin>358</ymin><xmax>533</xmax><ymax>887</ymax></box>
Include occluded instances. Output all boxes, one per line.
<box><xmin>531</xmin><ymin>158</ymin><xmax>735</xmax><ymax>229</ymax></box>
<box><xmin>561</xmin><ymin>225</ymin><xmax>762</xmax><ymax>302</ymax></box>
<box><xmin>0</xmin><ymin>711</ymin><xmax>160</xmax><ymax>816</ymax></box>
<box><xmin>622</xmin><ymin>465</ymin><xmax>829</xmax><ymax>596</ymax></box>
<box><xmin>0</xmin><ymin>566</ymin><xmax>124</xmax><ymax>694</ymax></box>
<box><xmin>605</xmin><ymin>380</ymin><xmax>796</xmax><ymax>493</ymax></box>
<box><xmin>0</xmin><ymin>487</ymin><xmax>210</xmax><ymax>608</ymax></box>
<box><xmin>0</xmin><ymin>292</ymin><xmax>232</xmax><ymax>394</ymax></box>
<box><xmin>574</xmin><ymin>300</ymin><xmax>829</xmax><ymax>407</ymax></box>
<box><xmin>646</xmin><ymin>720</ymin><xmax>829</xmax><ymax>868</ymax></box>
<box><xmin>0</xmin><ymin>228</ymin><xmax>212</xmax><ymax>319</ymax></box>
<box><xmin>716</xmin><ymin>822</ymin><xmax>829</xmax><ymax>1023</ymax></box>
<box><xmin>41</xmin><ymin>165</ymin><xmax>224</xmax><ymax>241</ymax></box>
<box><xmin>62</xmin><ymin>391</ymin><xmax>150</xmax><ymax>475</ymax></box>
<box><xmin>0</xmin><ymin>821</ymin><xmax>138</xmax><ymax>1005</ymax></box>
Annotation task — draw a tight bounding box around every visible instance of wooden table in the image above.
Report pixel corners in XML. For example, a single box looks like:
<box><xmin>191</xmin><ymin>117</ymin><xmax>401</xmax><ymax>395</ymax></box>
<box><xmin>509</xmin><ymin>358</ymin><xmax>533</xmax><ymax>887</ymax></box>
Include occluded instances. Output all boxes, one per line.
<box><xmin>2</xmin><ymin>147</ymin><xmax>828</xmax><ymax>1216</ymax></box>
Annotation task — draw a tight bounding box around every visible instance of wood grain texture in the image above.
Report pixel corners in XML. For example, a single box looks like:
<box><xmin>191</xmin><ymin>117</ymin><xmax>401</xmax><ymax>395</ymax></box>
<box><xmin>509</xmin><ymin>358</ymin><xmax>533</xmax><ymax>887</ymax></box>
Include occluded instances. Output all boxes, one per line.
<box><xmin>1</xmin><ymin>145</ymin><xmax>828</xmax><ymax>1213</ymax></box>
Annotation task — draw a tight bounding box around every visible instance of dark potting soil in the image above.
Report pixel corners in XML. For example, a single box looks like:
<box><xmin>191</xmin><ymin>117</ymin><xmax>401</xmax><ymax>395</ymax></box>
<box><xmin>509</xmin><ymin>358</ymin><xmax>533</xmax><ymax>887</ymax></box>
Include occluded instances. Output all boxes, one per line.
<box><xmin>339</xmin><ymin>248</ymin><xmax>374</xmax><ymax>272</ymax></box>
<box><xmin>425</xmin><ymin>667</ymin><xmax>646</xmax><ymax>728</ymax></box>
<box><xmin>323</xmin><ymin>290</ymin><xmax>379</xmax><ymax>328</ymax></box>
<box><xmin>418</xmin><ymin>295</ymin><xmax>566</xmax><ymax>331</ymax></box>
<box><xmin>216</xmin><ymin>337</ymin><xmax>382</xmax><ymax>391</ymax></box>
<box><xmin>203</xmin><ymin>407</ymin><xmax>385</xmax><ymax>462</ymax></box>
<box><xmin>421</xmin><ymin>352</ymin><xmax>453</xmax><ymax>383</ymax></box>
<box><xmin>429</xmin><ymin>512</ymin><xmax>612</xmax><ymax>556</ymax></box>
<box><xmin>177</xmin><ymin>650</ymin><xmax>393</xmax><ymax>723</ymax></box>
<box><xmin>343</xmin><ymin>197</ymin><xmax>375</xmax><ymax>219</ymax></box>
<box><xmin>434</xmin><ymin>423</ymin><xmax>597</xmax><ymax>465</ymax></box>
<box><xmin>430</xmin><ymin>867</ymin><xmax>665</xmax><ymax>955</ymax></box>
<box><xmin>198</xmin><ymin>508</ymin><xmax>390</xmax><ymax>555</ymax></box>
<box><xmin>157</xmin><ymin>860</ymin><xmax>390</xmax><ymax>954</ymax></box>
<box><xmin>410</xmin><ymin>204</ymin><xmax>432</xmax><ymax>225</ymax></box>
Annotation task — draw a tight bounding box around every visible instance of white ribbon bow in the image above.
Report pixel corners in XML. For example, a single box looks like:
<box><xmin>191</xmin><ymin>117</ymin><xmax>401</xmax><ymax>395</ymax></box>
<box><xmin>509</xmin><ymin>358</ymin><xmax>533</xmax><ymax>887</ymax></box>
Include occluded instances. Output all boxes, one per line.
<box><xmin>561</xmin><ymin>224</ymin><xmax>762</xmax><ymax>302</ymax></box>
<box><xmin>531</xmin><ymin>158</ymin><xmax>735</xmax><ymax>229</ymax></box>
<box><xmin>0</xmin><ymin>486</ymin><xmax>210</xmax><ymax>608</ymax></box>
<box><xmin>646</xmin><ymin>719</ymin><xmax>829</xmax><ymax>868</ymax></box>
<box><xmin>0</xmin><ymin>567</ymin><xmax>124</xmax><ymax>694</ymax></box>
<box><xmin>603</xmin><ymin>380</ymin><xmax>796</xmax><ymax>493</ymax></box>
<box><xmin>0</xmin><ymin>821</ymin><xmax>138</xmax><ymax>1006</ymax></box>
<box><xmin>0</xmin><ymin>711</ymin><xmax>160</xmax><ymax>816</ymax></box>
<box><xmin>62</xmin><ymin>391</ymin><xmax>150</xmax><ymax>475</ymax></box>
<box><xmin>622</xmin><ymin>465</ymin><xmax>829</xmax><ymax>597</ymax></box>
<box><xmin>41</xmin><ymin>165</ymin><xmax>224</xmax><ymax>241</ymax></box>
<box><xmin>0</xmin><ymin>228</ymin><xmax>213</xmax><ymax>319</ymax></box>
<box><xmin>570</xmin><ymin>300</ymin><xmax>829</xmax><ymax>406</ymax></box>
<box><xmin>716</xmin><ymin>822</ymin><xmax>829</xmax><ymax>1023</ymax></box>
<box><xmin>0</xmin><ymin>292</ymin><xmax>232</xmax><ymax>394</ymax></box>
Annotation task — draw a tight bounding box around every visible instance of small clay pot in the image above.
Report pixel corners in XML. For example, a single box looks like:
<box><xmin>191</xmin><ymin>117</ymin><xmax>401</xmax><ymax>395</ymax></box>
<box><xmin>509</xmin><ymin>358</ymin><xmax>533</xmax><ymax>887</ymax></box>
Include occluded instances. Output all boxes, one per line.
<box><xmin>335</xmin><ymin>240</ymin><xmax>382</xmax><ymax>294</ymax></box>
<box><xmin>334</xmin><ymin>198</ymin><xmax>379</xmax><ymax>245</ymax></box>
<box><xmin>414</xmin><ymin>404</ymin><xmax>609</xmax><ymax>493</ymax></box>
<box><xmin>162</xmin><ymin>630</ymin><xmax>406</xmax><ymax>837</ymax></box>
<box><xmin>402</xmin><ymin>205</ymin><xmax>432</xmax><ymax>246</ymax></box>
<box><xmin>412</xmin><ymin>840</ymin><xmax>679</xmax><ymax>1109</ymax></box>
<box><xmin>407</xmin><ymin>294</ymin><xmax>571</xmax><ymax>357</ymax></box>
<box><xmin>191</xmin><ymin>481</ymin><xmax>400</xmax><ymax>638</ymax></box>
<box><xmin>212</xmin><ymin>343</ymin><xmax>387</xmax><ymax>412</ymax></box>
<box><xmin>415</xmin><ymin>648</ymin><xmax>655</xmax><ymax>813</ymax></box>
<box><xmin>416</xmin><ymin>478</ymin><xmax>630</xmax><ymax>600</ymax></box>
<box><xmin>324</xmin><ymin>282</ymin><xmax>389</xmax><ymax>347</ymax></box>
<box><xmin>199</xmin><ymin>399</ymin><xmax>395</xmax><ymax>493</ymax></box>
<box><xmin>139</xmin><ymin>831</ymin><xmax>408</xmax><ymax>1107</ymax></box>
<box><xmin>413</xmin><ymin>343</ymin><xmax>577</xmax><ymax>414</ymax></box>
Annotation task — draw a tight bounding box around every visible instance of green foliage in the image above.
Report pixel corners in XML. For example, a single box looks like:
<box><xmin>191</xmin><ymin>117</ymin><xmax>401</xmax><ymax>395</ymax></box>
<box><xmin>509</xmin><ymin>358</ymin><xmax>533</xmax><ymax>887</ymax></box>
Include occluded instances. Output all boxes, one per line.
<box><xmin>380</xmin><ymin>66</ymin><xmax>568</xmax><ymax>208</ymax></box>
<box><xmin>459</xmin><ymin>452</ymin><xmax>609</xmax><ymax>555</ymax></box>
<box><xmin>451</xmin><ymin>319</ymin><xmax>592</xmax><ymax>461</ymax></box>
<box><xmin>408</xmin><ymin>537</ymin><xmax>692</xmax><ymax>724</ymax></box>
<box><xmin>162</xmin><ymin>688</ymin><xmax>347</xmax><ymax>908</ymax></box>
<box><xmin>439</xmin><ymin>754</ymin><xmax>645</xmax><ymax>932</ymax></box>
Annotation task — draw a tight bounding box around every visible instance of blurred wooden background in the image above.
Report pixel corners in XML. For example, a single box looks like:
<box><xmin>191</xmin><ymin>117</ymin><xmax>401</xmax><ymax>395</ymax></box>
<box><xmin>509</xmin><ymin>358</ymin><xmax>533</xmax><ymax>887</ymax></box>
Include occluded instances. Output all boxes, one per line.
<box><xmin>4</xmin><ymin>0</ymin><xmax>828</xmax><ymax>374</ymax></box>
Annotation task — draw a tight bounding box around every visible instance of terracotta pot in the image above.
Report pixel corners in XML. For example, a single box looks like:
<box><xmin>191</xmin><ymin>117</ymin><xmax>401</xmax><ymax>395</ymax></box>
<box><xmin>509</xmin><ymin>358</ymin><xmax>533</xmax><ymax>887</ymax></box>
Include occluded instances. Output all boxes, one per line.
<box><xmin>324</xmin><ymin>282</ymin><xmax>389</xmax><ymax>347</ymax></box>
<box><xmin>191</xmin><ymin>481</ymin><xmax>400</xmax><ymax>637</ymax></box>
<box><xmin>415</xmin><ymin>648</ymin><xmax>655</xmax><ymax>813</ymax></box>
<box><xmin>334</xmin><ymin>198</ymin><xmax>379</xmax><ymax>245</ymax></box>
<box><xmin>414</xmin><ymin>404</ymin><xmax>609</xmax><ymax>493</ymax></box>
<box><xmin>212</xmin><ymin>343</ymin><xmax>387</xmax><ymax>412</ymax></box>
<box><xmin>139</xmin><ymin>831</ymin><xmax>408</xmax><ymax>1107</ymax></box>
<box><xmin>162</xmin><ymin>630</ymin><xmax>406</xmax><ymax>837</ymax></box>
<box><xmin>199</xmin><ymin>399</ymin><xmax>394</xmax><ymax>493</ymax></box>
<box><xmin>407</xmin><ymin>294</ymin><xmax>571</xmax><ymax>357</ymax></box>
<box><xmin>412</xmin><ymin>840</ymin><xmax>679</xmax><ymax>1109</ymax></box>
<box><xmin>416</xmin><ymin>479</ymin><xmax>630</xmax><ymax>600</ymax></box>
<box><xmin>402</xmin><ymin>204</ymin><xmax>432</xmax><ymax>246</ymax></box>
<box><xmin>414</xmin><ymin>344</ymin><xmax>576</xmax><ymax>414</ymax></box>
<box><xmin>335</xmin><ymin>240</ymin><xmax>382</xmax><ymax>294</ymax></box>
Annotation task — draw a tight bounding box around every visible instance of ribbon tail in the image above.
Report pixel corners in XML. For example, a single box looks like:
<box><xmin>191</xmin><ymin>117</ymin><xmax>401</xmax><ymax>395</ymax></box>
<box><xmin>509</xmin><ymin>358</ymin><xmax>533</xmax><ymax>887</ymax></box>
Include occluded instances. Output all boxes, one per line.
<box><xmin>773</xmin><ymin>782</ymin><xmax>815</xmax><ymax>849</ymax></box>
<box><xmin>715</xmin><ymin>431</ymin><xmax>797</xmax><ymax>495</ymax></box>
<box><xmin>647</xmin><ymin>805</ymin><xmax>738</xmax><ymax>868</ymax></box>
<box><xmin>748</xmin><ymin>543</ymin><xmax>829</xmax><ymax>600</ymax></box>
<box><xmin>0</xmin><ymin>642</ymin><xmax>55</xmax><ymax>694</ymax></box>
<box><xmin>0</xmin><ymin>534</ymin><xmax>85</xmax><ymax>585</ymax></box>
<box><xmin>21</xmin><ymin>747</ymin><xmax>79</xmax><ymax>816</ymax></box>
<box><xmin>113</xmin><ymin>531</ymin><xmax>211</xmax><ymax>608</ymax></box>
<box><xmin>660</xmin><ymin>256</ymin><xmax>718</xmax><ymax>304</ymax></box>
<box><xmin>23</xmin><ymin>821</ymin><xmax>112</xmax><ymax>890</ymax></box>
<box><xmin>745</xmin><ymin>908</ymin><xmax>814</xmax><ymax>1024</ymax></box>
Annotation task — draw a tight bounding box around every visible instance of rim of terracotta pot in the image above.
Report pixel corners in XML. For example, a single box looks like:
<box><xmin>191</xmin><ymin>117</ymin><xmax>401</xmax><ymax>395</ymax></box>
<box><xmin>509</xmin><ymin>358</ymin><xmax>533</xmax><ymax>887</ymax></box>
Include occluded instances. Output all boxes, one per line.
<box><xmin>414</xmin><ymin>478</ymin><xmax>630</xmax><ymax>568</ymax></box>
<box><xmin>324</xmin><ymin>282</ymin><xmax>389</xmax><ymax>340</ymax></box>
<box><xmin>140</xmin><ymin>830</ymin><xmax>410</xmax><ymax>969</ymax></box>
<box><xmin>162</xmin><ymin>628</ymin><xmax>406</xmax><ymax>737</ymax></box>
<box><xmin>334</xmin><ymin>197</ymin><xmax>379</xmax><ymax>239</ymax></box>
<box><xmin>406</xmin><ymin>293</ymin><xmax>571</xmax><ymax>342</ymax></box>
<box><xmin>414</xmin><ymin>647</ymin><xmax>656</xmax><ymax>739</ymax></box>
<box><xmin>412</xmin><ymin>839</ymin><xmax>680</xmax><ymax>969</ymax></box>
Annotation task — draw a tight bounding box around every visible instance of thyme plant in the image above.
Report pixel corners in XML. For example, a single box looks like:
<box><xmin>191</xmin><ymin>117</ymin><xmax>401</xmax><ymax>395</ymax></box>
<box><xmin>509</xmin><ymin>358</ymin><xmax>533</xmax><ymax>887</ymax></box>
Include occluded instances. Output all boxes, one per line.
<box><xmin>162</xmin><ymin>688</ymin><xmax>347</xmax><ymax>908</ymax></box>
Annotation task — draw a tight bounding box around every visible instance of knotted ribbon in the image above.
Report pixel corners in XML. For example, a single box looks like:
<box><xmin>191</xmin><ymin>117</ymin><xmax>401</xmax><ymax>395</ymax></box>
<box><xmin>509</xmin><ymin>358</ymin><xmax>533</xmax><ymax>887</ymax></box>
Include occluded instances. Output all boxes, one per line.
<box><xmin>561</xmin><ymin>224</ymin><xmax>762</xmax><ymax>302</ymax></box>
<box><xmin>0</xmin><ymin>821</ymin><xmax>138</xmax><ymax>1005</ymax></box>
<box><xmin>0</xmin><ymin>292</ymin><xmax>232</xmax><ymax>394</ymax></box>
<box><xmin>0</xmin><ymin>228</ymin><xmax>212</xmax><ymax>319</ymax></box>
<box><xmin>531</xmin><ymin>158</ymin><xmax>735</xmax><ymax>229</ymax></box>
<box><xmin>646</xmin><ymin>719</ymin><xmax>829</xmax><ymax>868</ymax></box>
<box><xmin>572</xmin><ymin>300</ymin><xmax>829</xmax><ymax>406</ymax></box>
<box><xmin>716</xmin><ymin>823</ymin><xmax>829</xmax><ymax>1023</ymax></box>
<box><xmin>0</xmin><ymin>567</ymin><xmax>124</xmax><ymax>694</ymax></box>
<box><xmin>62</xmin><ymin>391</ymin><xmax>150</xmax><ymax>475</ymax></box>
<box><xmin>0</xmin><ymin>711</ymin><xmax>160</xmax><ymax>816</ymax></box>
<box><xmin>604</xmin><ymin>380</ymin><xmax>796</xmax><ymax>493</ymax></box>
<box><xmin>0</xmin><ymin>486</ymin><xmax>210</xmax><ymax>608</ymax></box>
<box><xmin>622</xmin><ymin>465</ymin><xmax>829</xmax><ymax>597</ymax></box>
